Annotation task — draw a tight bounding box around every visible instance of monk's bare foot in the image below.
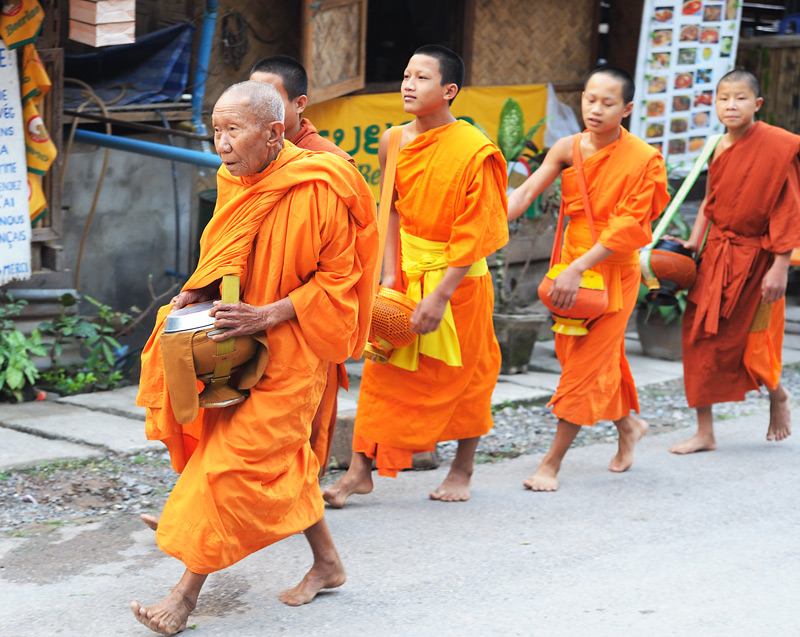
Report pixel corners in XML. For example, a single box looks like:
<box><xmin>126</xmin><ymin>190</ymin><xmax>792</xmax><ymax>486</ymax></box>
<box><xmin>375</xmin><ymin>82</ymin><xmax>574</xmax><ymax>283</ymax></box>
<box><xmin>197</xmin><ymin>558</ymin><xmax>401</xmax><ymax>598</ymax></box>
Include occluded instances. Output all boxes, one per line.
<box><xmin>523</xmin><ymin>462</ymin><xmax>559</xmax><ymax>492</ymax></box>
<box><xmin>767</xmin><ymin>388</ymin><xmax>792</xmax><ymax>442</ymax></box>
<box><xmin>279</xmin><ymin>554</ymin><xmax>346</xmax><ymax>606</ymax></box>
<box><xmin>669</xmin><ymin>433</ymin><xmax>716</xmax><ymax>454</ymax></box>
<box><xmin>429</xmin><ymin>466</ymin><xmax>472</xmax><ymax>502</ymax></box>
<box><xmin>609</xmin><ymin>416</ymin><xmax>648</xmax><ymax>472</ymax></box>
<box><xmin>140</xmin><ymin>513</ymin><xmax>160</xmax><ymax>531</ymax></box>
<box><xmin>130</xmin><ymin>590</ymin><xmax>194</xmax><ymax>635</ymax></box>
<box><xmin>322</xmin><ymin>471</ymin><xmax>373</xmax><ymax>509</ymax></box>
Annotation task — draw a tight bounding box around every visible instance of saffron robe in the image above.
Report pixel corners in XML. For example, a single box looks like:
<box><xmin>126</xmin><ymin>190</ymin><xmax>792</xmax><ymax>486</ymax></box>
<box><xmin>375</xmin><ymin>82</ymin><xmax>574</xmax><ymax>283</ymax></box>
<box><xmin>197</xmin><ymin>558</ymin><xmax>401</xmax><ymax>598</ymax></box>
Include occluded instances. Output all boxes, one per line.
<box><xmin>683</xmin><ymin>121</ymin><xmax>800</xmax><ymax>407</ymax></box>
<box><xmin>136</xmin><ymin>143</ymin><xmax>378</xmax><ymax>574</ymax></box>
<box><xmin>354</xmin><ymin>119</ymin><xmax>509</xmax><ymax>476</ymax></box>
<box><xmin>549</xmin><ymin>128</ymin><xmax>669</xmax><ymax>427</ymax></box>
<box><xmin>290</xmin><ymin>118</ymin><xmax>356</xmax><ymax>473</ymax></box>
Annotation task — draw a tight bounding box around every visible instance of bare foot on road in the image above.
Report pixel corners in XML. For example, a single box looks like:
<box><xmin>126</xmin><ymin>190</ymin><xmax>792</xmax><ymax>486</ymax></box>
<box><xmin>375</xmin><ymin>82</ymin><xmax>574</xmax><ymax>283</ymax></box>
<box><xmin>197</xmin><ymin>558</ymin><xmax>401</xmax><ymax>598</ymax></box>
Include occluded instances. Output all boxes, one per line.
<box><xmin>767</xmin><ymin>387</ymin><xmax>792</xmax><ymax>441</ymax></box>
<box><xmin>130</xmin><ymin>591</ymin><xmax>194</xmax><ymax>635</ymax></box>
<box><xmin>140</xmin><ymin>513</ymin><xmax>160</xmax><ymax>531</ymax></box>
<box><xmin>669</xmin><ymin>433</ymin><xmax>716</xmax><ymax>454</ymax></box>
<box><xmin>609</xmin><ymin>416</ymin><xmax>648</xmax><ymax>472</ymax></box>
<box><xmin>523</xmin><ymin>462</ymin><xmax>559</xmax><ymax>492</ymax></box>
<box><xmin>322</xmin><ymin>472</ymin><xmax>373</xmax><ymax>509</ymax></box>
<box><xmin>279</xmin><ymin>555</ymin><xmax>346</xmax><ymax>606</ymax></box>
<box><xmin>429</xmin><ymin>467</ymin><xmax>472</xmax><ymax>502</ymax></box>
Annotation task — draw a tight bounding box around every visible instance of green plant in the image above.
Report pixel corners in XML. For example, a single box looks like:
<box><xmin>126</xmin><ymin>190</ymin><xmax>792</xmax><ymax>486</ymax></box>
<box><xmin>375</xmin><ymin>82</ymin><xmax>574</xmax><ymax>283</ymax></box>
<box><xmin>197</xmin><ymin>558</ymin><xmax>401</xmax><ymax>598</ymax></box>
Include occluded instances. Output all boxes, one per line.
<box><xmin>38</xmin><ymin>293</ymin><xmax>135</xmax><ymax>395</ymax></box>
<box><xmin>0</xmin><ymin>293</ymin><xmax>47</xmax><ymax>402</ymax></box>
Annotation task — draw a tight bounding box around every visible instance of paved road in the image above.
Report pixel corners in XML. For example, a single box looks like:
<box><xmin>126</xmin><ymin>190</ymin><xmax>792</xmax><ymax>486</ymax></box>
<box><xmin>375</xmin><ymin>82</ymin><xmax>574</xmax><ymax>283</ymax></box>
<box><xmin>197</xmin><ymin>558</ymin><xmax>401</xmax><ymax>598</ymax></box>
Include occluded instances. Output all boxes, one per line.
<box><xmin>1</xmin><ymin>407</ymin><xmax>797</xmax><ymax>637</ymax></box>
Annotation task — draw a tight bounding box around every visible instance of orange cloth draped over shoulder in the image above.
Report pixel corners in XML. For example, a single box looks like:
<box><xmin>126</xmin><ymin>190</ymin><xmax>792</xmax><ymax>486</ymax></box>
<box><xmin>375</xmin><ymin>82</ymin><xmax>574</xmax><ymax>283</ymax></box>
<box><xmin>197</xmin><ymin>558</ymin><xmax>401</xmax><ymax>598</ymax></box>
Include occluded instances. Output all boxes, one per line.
<box><xmin>683</xmin><ymin>122</ymin><xmax>800</xmax><ymax>407</ymax></box>
<box><xmin>136</xmin><ymin>142</ymin><xmax>377</xmax><ymax>574</ymax></box>
<box><xmin>549</xmin><ymin>128</ymin><xmax>669</xmax><ymax>427</ymax></box>
<box><xmin>353</xmin><ymin>119</ymin><xmax>509</xmax><ymax>477</ymax></box>
<box><xmin>290</xmin><ymin>119</ymin><xmax>357</xmax><ymax>473</ymax></box>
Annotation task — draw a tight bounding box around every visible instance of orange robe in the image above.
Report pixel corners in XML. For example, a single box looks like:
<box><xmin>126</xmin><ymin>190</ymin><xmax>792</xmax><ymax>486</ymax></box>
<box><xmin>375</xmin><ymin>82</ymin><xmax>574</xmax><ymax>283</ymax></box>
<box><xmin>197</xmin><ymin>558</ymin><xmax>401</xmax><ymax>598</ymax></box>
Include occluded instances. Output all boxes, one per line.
<box><xmin>354</xmin><ymin>119</ymin><xmax>509</xmax><ymax>476</ymax></box>
<box><xmin>136</xmin><ymin>143</ymin><xmax>377</xmax><ymax>574</ymax></box>
<box><xmin>683</xmin><ymin>122</ymin><xmax>800</xmax><ymax>407</ymax></box>
<box><xmin>290</xmin><ymin>118</ymin><xmax>356</xmax><ymax>473</ymax></box>
<box><xmin>549</xmin><ymin>128</ymin><xmax>669</xmax><ymax>426</ymax></box>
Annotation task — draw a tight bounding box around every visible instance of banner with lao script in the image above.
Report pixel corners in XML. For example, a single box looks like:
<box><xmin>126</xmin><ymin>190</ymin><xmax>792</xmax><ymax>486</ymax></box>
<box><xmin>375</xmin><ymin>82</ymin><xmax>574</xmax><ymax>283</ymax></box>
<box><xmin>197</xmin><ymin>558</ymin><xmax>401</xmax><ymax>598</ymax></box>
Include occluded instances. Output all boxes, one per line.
<box><xmin>305</xmin><ymin>83</ymin><xmax>548</xmax><ymax>199</ymax></box>
<box><xmin>0</xmin><ymin>40</ymin><xmax>32</xmax><ymax>285</ymax></box>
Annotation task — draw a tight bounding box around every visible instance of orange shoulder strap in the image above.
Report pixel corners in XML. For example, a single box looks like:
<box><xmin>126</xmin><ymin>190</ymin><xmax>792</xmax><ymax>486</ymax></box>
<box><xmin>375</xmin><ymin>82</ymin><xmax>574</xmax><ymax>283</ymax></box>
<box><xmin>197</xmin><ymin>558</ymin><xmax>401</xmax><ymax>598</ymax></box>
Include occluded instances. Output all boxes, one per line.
<box><xmin>375</xmin><ymin>126</ymin><xmax>403</xmax><ymax>290</ymax></box>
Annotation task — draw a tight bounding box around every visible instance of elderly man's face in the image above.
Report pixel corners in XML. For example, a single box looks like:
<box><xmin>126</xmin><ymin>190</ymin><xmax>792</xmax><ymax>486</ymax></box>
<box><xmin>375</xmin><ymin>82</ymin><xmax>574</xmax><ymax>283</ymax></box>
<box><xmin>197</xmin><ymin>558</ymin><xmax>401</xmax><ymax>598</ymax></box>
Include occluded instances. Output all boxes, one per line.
<box><xmin>212</xmin><ymin>92</ymin><xmax>283</xmax><ymax>177</ymax></box>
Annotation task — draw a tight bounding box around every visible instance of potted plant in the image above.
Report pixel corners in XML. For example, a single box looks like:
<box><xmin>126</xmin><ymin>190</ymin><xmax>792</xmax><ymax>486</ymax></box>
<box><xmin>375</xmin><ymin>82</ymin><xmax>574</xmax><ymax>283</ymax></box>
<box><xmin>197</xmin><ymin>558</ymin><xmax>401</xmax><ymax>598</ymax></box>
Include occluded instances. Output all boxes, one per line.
<box><xmin>491</xmin><ymin>99</ymin><xmax>555</xmax><ymax>374</ymax></box>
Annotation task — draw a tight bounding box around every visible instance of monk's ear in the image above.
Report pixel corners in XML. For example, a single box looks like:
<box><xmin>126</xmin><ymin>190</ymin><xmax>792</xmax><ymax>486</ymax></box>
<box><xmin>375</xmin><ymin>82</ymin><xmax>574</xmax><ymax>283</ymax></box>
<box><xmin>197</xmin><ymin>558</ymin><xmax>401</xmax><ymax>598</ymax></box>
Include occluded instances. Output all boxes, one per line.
<box><xmin>444</xmin><ymin>83</ymin><xmax>458</xmax><ymax>102</ymax></box>
<box><xmin>754</xmin><ymin>96</ymin><xmax>764</xmax><ymax>112</ymax></box>
<box><xmin>622</xmin><ymin>101</ymin><xmax>634</xmax><ymax>119</ymax></box>
<box><xmin>266</xmin><ymin>120</ymin><xmax>285</xmax><ymax>145</ymax></box>
<box><xmin>295</xmin><ymin>95</ymin><xmax>308</xmax><ymax>115</ymax></box>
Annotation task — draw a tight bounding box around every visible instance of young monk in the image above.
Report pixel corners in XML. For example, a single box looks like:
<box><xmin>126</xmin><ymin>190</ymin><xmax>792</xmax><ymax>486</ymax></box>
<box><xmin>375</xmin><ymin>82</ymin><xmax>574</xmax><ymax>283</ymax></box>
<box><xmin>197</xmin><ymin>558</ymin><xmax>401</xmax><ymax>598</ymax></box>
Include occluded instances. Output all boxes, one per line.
<box><xmin>670</xmin><ymin>69</ymin><xmax>800</xmax><ymax>454</ymax></box>
<box><xmin>323</xmin><ymin>44</ymin><xmax>508</xmax><ymax>505</ymax></box>
<box><xmin>507</xmin><ymin>66</ymin><xmax>669</xmax><ymax>491</ymax></box>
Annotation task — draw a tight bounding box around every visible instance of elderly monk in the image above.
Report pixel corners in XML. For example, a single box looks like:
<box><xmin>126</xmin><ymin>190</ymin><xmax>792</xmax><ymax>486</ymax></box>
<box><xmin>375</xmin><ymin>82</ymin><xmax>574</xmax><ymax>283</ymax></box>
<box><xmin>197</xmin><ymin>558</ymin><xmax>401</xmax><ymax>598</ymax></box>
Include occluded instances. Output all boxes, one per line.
<box><xmin>250</xmin><ymin>54</ymin><xmax>355</xmax><ymax>474</ymax></box>
<box><xmin>670</xmin><ymin>70</ymin><xmax>800</xmax><ymax>454</ymax></box>
<box><xmin>507</xmin><ymin>66</ymin><xmax>669</xmax><ymax>492</ymax></box>
<box><xmin>324</xmin><ymin>45</ymin><xmax>509</xmax><ymax>506</ymax></box>
<box><xmin>131</xmin><ymin>81</ymin><xmax>378</xmax><ymax>634</ymax></box>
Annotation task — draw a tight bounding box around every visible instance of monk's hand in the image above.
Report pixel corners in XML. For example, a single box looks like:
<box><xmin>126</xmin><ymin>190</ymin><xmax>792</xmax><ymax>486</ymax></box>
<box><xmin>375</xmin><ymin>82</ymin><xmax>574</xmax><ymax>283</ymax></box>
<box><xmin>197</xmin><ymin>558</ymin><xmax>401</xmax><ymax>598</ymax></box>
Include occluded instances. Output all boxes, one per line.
<box><xmin>549</xmin><ymin>265</ymin><xmax>582</xmax><ymax>310</ymax></box>
<box><xmin>662</xmin><ymin>235</ymin><xmax>696</xmax><ymax>253</ymax></box>
<box><xmin>208</xmin><ymin>297</ymin><xmax>296</xmax><ymax>340</ymax></box>
<box><xmin>171</xmin><ymin>288</ymin><xmax>212</xmax><ymax>312</ymax></box>
<box><xmin>762</xmin><ymin>265</ymin><xmax>788</xmax><ymax>303</ymax></box>
<box><xmin>410</xmin><ymin>291</ymin><xmax>448</xmax><ymax>335</ymax></box>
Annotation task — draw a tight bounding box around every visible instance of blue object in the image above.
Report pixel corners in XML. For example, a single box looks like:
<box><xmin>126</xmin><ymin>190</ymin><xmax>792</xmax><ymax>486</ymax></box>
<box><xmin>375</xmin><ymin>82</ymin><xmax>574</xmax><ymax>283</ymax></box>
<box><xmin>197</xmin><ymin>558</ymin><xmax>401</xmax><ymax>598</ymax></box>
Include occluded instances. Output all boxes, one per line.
<box><xmin>779</xmin><ymin>14</ymin><xmax>800</xmax><ymax>34</ymax></box>
<box><xmin>192</xmin><ymin>0</ymin><xmax>219</xmax><ymax>137</ymax></box>
<box><xmin>73</xmin><ymin>129</ymin><xmax>222</xmax><ymax>169</ymax></box>
<box><xmin>64</xmin><ymin>22</ymin><xmax>195</xmax><ymax>107</ymax></box>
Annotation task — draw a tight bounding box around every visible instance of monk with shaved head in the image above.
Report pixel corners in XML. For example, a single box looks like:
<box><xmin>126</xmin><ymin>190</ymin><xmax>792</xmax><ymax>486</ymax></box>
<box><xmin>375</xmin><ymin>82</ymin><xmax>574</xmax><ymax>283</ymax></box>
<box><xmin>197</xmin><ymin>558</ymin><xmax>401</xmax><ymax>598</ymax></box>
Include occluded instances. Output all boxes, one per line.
<box><xmin>131</xmin><ymin>80</ymin><xmax>378</xmax><ymax>634</ymax></box>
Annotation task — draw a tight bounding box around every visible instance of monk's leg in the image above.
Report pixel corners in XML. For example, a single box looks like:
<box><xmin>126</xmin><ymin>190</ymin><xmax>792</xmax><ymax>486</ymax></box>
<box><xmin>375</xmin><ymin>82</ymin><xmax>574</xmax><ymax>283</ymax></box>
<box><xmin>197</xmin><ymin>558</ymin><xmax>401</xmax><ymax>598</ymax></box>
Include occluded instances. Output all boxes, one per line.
<box><xmin>523</xmin><ymin>419</ymin><xmax>581</xmax><ymax>492</ymax></box>
<box><xmin>140</xmin><ymin>513</ymin><xmax>160</xmax><ymax>531</ymax></box>
<box><xmin>280</xmin><ymin>517</ymin><xmax>346</xmax><ymax>606</ymax></box>
<box><xmin>430</xmin><ymin>436</ymin><xmax>479</xmax><ymax>502</ymax></box>
<box><xmin>767</xmin><ymin>384</ymin><xmax>792</xmax><ymax>441</ymax></box>
<box><xmin>322</xmin><ymin>451</ymin><xmax>373</xmax><ymax>508</ymax></box>
<box><xmin>130</xmin><ymin>569</ymin><xmax>206</xmax><ymax>635</ymax></box>
<box><xmin>609</xmin><ymin>414</ymin><xmax>648</xmax><ymax>472</ymax></box>
<box><xmin>669</xmin><ymin>405</ymin><xmax>716</xmax><ymax>454</ymax></box>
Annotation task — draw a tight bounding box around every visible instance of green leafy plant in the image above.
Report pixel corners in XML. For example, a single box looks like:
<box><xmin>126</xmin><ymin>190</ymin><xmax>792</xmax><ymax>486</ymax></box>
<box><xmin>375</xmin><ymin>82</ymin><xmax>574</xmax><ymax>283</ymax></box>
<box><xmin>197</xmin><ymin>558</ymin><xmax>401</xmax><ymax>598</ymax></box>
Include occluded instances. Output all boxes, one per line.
<box><xmin>38</xmin><ymin>294</ymin><xmax>135</xmax><ymax>395</ymax></box>
<box><xmin>0</xmin><ymin>293</ymin><xmax>47</xmax><ymax>402</ymax></box>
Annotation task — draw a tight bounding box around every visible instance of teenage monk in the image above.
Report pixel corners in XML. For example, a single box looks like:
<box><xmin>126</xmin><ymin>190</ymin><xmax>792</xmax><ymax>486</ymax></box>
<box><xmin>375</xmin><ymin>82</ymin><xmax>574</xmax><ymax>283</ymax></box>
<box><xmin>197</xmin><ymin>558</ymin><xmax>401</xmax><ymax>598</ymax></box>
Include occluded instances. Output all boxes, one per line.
<box><xmin>323</xmin><ymin>44</ymin><xmax>509</xmax><ymax>506</ymax></box>
<box><xmin>669</xmin><ymin>70</ymin><xmax>800</xmax><ymax>454</ymax></box>
<box><xmin>139</xmin><ymin>55</ymin><xmax>357</xmax><ymax>531</ymax></box>
<box><xmin>131</xmin><ymin>81</ymin><xmax>377</xmax><ymax>634</ymax></box>
<box><xmin>507</xmin><ymin>66</ymin><xmax>670</xmax><ymax>492</ymax></box>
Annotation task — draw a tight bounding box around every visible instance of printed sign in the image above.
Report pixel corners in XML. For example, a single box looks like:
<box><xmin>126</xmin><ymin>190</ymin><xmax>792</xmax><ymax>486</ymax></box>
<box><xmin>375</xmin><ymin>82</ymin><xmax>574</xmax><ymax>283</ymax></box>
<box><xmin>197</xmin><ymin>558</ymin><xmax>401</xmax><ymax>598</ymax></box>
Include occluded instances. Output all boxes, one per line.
<box><xmin>305</xmin><ymin>84</ymin><xmax>548</xmax><ymax>199</ymax></box>
<box><xmin>0</xmin><ymin>40</ymin><xmax>32</xmax><ymax>285</ymax></box>
<box><xmin>630</xmin><ymin>0</ymin><xmax>742</xmax><ymax>172</ymax></box>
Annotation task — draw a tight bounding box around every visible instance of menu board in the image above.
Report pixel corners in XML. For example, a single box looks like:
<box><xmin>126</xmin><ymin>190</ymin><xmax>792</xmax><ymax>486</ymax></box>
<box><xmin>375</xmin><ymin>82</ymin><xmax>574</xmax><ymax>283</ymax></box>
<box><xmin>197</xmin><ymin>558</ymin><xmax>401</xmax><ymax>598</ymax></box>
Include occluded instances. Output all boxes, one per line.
<box><xmin>0</xmin><ymin>41</ymin><xmax>31</xmax><ymax>286</ymax></box>
<box><xmin>630</xmin><ymin>0</ymin><xmax>742</xmax><ymax>172</ymax></box>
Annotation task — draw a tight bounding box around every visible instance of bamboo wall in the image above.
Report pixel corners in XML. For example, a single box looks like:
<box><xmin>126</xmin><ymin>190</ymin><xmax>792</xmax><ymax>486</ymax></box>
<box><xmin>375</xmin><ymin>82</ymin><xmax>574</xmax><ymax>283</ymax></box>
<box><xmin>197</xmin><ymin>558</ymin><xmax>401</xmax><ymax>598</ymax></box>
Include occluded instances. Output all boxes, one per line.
<box><xmin>737</xmin><ymin>36</ymin><xmax>800</xmax><ymax>134</ymax></box>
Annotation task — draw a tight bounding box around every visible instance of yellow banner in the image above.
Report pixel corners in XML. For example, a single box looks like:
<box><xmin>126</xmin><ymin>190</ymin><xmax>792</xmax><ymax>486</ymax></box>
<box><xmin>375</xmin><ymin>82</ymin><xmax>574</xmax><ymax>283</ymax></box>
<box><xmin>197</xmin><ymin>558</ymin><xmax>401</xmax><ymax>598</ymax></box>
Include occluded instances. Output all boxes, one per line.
<box><xmin>305</xmin><ymin>83</ymin><xmax>548</xmax><ymax>199</ymax></box>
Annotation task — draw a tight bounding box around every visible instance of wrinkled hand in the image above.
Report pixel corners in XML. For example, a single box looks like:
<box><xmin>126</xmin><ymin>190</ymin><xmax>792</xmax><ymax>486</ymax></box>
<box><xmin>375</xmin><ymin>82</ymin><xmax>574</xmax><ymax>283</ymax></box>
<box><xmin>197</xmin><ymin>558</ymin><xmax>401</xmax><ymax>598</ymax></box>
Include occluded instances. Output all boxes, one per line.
<box><xmin>207</xmin><ymin>299</ymin><xmax>295</xmax><ymax>341</ymax></box>
<box><xmin>171</xmin><ymin>288</ymin><xmax>214</xmax><ymax>312</ymax></box>
<box><xmin>548</xmin><ymin>265</ymin><xmax>583</xmax><ymax>310</ymax></box>
<box><xmin>762</xmin><ymin>265</ymin><xmax>788</xmax><ymax>303</ymax></box>
<box><xmin>410</xmin><ymin>291</ymin><xmax>448</xmax><ymax>335</ymax></box>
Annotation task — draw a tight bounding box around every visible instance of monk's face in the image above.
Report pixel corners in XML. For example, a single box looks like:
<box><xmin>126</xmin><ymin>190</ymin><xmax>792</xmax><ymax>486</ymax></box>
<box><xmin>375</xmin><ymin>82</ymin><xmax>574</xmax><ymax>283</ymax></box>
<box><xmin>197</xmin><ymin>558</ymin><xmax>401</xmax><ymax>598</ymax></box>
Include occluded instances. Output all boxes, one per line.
<box><xmin>581</xmin><ymin>73</ymin><xmax>633</xmax><ymax>133</ymax></box>
<box><xmin>715</xmin><ymin>81</ymin><xmax>762</xmax><ymax>131</ymax></box>
<box><xmin>401</xmin><ymin>54</ymin><xmax>457</xmax><ymax>115</ymax></box>
<box><xmin>250</xmin><ymin>71</ymin><xmax>307</xmax><ymax>137</ymax></box>
<box><xmin>213</xmin><ymin>92</ymin><xmax>284</xmax><ymax>177</ymax></box>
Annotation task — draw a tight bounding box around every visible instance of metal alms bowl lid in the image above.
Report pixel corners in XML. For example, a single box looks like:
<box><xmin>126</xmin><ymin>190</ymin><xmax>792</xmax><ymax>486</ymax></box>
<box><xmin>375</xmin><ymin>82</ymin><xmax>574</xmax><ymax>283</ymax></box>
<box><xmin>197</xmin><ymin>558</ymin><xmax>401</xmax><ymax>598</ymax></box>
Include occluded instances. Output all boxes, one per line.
<box><xmin>163</xmin><ymin>301</ymin><xmax>216</xmax><ymax>333</ymax></box>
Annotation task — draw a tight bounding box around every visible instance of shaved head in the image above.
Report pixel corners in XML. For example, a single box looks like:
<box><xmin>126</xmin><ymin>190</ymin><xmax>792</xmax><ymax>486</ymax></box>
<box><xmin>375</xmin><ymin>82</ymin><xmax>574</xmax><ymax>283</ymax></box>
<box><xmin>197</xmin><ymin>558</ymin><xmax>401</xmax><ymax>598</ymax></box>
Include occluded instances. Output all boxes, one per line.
<box><xmin>220</xmin><ymin>80</ymin><xmax>285</xmax><ymax>125</ymax></box>
<box><xmin>718</xmin><ymin>69</ymin><xmax>760</xmax><ymax>97</ymax></box>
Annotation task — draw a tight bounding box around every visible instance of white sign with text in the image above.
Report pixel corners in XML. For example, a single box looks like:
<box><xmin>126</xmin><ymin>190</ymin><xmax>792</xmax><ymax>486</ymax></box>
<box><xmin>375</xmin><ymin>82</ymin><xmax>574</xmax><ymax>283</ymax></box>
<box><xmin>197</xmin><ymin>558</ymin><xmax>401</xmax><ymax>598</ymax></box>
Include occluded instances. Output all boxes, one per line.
<box><xmin>0</xmin><ymin>40</ymin><xmax>31</xmax><ymax>286</ymax></box>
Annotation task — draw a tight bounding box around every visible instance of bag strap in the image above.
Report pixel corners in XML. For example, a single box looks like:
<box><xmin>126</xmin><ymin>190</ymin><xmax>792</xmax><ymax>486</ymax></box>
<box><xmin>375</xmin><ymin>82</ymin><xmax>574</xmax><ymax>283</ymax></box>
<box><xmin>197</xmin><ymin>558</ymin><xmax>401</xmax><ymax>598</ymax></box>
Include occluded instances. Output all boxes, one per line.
<box><xmin>374</xmin><ymin>126</ymin><xmax>403</xmax><ymax>290</ymax></box>
<box><xmin>548</xmin><ymin>134</ymin><xmax>601</xmax><ymax>270</ymax></box>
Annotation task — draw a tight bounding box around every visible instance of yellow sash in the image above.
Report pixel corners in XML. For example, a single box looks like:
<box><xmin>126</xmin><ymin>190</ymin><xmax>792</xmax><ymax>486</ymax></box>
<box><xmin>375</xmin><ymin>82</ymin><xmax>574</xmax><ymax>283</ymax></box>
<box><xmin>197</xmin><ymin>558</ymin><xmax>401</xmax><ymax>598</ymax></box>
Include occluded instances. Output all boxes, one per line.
<box><xmin>389</xmin><ymin>229</ymin><xmax>487</xmax><ymax>371</ymax></box>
